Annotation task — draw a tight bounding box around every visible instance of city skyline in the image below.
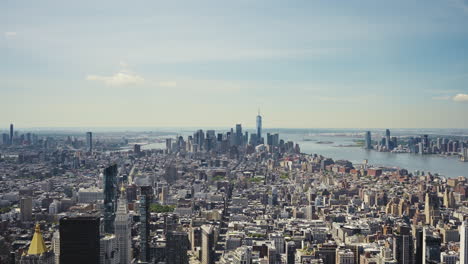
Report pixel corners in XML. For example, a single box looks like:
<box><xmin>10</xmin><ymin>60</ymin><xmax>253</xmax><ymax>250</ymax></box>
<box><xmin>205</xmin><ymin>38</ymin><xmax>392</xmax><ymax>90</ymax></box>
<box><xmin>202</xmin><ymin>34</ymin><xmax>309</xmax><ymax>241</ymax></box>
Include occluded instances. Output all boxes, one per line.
<box><xmin>3</xmin><ymin>1</ymin><xmax>468</xmax><ymax>263</ymax></box>
<box><xmin>2</xmin><ymin>0</ymin><xmax>468</xmax><ymax>128</ymax></box>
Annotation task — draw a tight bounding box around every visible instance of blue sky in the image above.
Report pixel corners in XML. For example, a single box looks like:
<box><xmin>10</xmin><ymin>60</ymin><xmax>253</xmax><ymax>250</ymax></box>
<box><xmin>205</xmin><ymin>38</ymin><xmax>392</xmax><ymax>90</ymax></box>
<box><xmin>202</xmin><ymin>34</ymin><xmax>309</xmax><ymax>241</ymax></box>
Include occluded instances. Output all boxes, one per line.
<box><xmin>2</xmin><ymin>0</ymin><xmax>468</xmax><ymax>128</ymax></box>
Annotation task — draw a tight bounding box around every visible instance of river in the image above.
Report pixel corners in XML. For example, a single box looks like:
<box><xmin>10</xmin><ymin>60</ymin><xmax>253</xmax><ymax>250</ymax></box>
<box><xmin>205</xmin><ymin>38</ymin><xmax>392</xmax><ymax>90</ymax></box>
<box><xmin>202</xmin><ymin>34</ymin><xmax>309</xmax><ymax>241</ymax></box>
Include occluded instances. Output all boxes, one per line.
<box><xmin>281</xmin><ymin>132</ymin><xmax>467</xmax><ymax>178</ymax></box>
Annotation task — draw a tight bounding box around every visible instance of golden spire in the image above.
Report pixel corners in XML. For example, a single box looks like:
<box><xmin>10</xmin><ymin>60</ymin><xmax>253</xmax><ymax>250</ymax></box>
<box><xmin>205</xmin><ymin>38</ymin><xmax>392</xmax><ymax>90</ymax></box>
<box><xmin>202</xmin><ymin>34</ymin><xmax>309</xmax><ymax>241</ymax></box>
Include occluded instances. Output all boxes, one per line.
<box><xmin>27</xmin><ymin>223</ymin><xmax>47</xmax><ymax>255</ymax></box>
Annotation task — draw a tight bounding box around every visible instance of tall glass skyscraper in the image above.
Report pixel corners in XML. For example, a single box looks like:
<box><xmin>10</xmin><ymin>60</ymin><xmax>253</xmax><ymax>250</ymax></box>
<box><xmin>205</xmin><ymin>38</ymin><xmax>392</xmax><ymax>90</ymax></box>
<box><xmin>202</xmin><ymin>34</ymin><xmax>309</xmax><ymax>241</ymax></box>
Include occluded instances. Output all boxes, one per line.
<box><xmin>256</xmin><ymin>112</ymin><xmax>262</xmax><ymax>145</ymax></box>
<box><xmin>235</xmin><ymin>124</ymin><xmax>242</xmax><ymax>146</ymax></box>
<box><xmin>365</xmin><ymin>131</ymin><xmax>372</xmax><ymax>149</ymax></box>
<box><xmin>103</xmin><ymin>164</ymin><xmax>118</xmax><ymax>234</ymax></box>
<box><xmin>385</xmin><ymin>129</ymin><xmax>391</xmax><ymax>150</ymax></box>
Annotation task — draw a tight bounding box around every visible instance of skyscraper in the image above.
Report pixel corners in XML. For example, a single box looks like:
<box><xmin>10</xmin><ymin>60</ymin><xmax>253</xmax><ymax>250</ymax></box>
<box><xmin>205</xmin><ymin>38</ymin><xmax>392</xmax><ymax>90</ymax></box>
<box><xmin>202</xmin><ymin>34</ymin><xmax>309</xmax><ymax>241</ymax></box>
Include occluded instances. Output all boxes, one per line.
<box><xmin>286</xmin><ymin>241</ymin><xmax>296</xmax><ymax>264</ymax></box>
<box><xmin>19</xmin><ymin>224</ymin><xmax>54</xmax><ymax>264</ymax></box>
<box><xmin>385</xmin><ymin>129</ymin><xmax>391</xmax><ymax>150</ymax></box>
<box><xmin>423</xmin><ymin>227</ymin><xmax>441</xmax><ymax>264</ymax></box>
<box><xmin>365</xmin><ymin>131</ymin><xmax>372</xmax><ymax>149</ymax></box>
<box><xmin>2</xmin><ymin>133</ymin><xmax>8</xmax><ymax>145</ymax></box>
<box><xmin>10</xmin><ymin>123</ymin><xmax>14</xmax><ymax>145</ymax></box>
<box><xmin>139</xmin><ymin>186</ymin><xmax>152</xmax><ymax>262</ymax></box>
<box><xmin>100</xmin><ymin>234</ymin><xmax>119</xmax><ymax>264</ymax></box>
<box><xmin>235</xmin><ymin>124</ymin><xmax>242</xmax><ymax>146</ymax></box>
<box><xmin>415</xmin><ymin>227</ymin><xmax>423</xmax><ymax>264</ymax></box>
<box><xmin>461</xmin><ymin>221</ymin><xmax>468</xmax><ymax>264</ymax></box>
<box><xmin>86</xmin><ymin>132</ymin><xmax>92</xmax><ymax>152</ymax></box>
<box><xmin>256</xmin><ymin>112</ymin><xmax>262</xmax><ymax>145</ymax></box>
<box><xmin>20</xmin><ymin>197</ymin><xmax>32</xmax><ymax>222</ymax></box>
<box><xmin>60</xmin><ymin>216</ymin><xmax>100</xmax><ymax>264</ymax></box>
<box><xmin>166</xmin><ymin>231</ymin><xmax>189</xmax><ymax>264</ymax></box>
<box><xmin>115</xmin><ymin>185</ymin><xmax>131</xmax><ymax>264</ymax></box>
<box><xmin>393</xmin><ymin>225</ymin><xmax>414</xmax><ymax>264</ymax></box>
<box><xmin>103</xmin><ymin>164</ymin><xmax>118</xmax><ymax>234</ymax></box>
<box><xmin>425</xmin><ymin>192</ymin><xmax>440</xmax><ymax>225</ymax></box>
<box><xmin>201</xmin><ymin>225</ymin><xmax>216</xmax><ymax>264</ymax></box>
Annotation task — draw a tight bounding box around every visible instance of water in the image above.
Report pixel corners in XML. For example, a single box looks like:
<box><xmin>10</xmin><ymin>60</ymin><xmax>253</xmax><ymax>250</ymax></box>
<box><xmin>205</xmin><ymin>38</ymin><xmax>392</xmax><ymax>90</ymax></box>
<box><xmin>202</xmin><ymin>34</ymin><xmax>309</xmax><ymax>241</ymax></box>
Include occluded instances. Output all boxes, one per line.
<box><xmin>281</xmin><ymin>132</ymin><xmax>468</xmax><ymax>178</ymax></box>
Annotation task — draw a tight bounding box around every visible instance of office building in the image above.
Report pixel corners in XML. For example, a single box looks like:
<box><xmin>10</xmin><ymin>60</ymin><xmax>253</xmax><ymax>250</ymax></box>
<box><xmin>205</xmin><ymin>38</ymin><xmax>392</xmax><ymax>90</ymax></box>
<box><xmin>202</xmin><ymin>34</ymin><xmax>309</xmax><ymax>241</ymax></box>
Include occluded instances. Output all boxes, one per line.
<box><xmin>1</xmin><ymin>133</ymin><xmax>8</xmax><ymax>145</ymax></box>
<box><xmin>52</xmin><ymin>231</ymin><xmax>60</xmax><ymax>264</ymax></box>
<box><xmin>365</xmin><ymin>131</ymin><xmax>372</xmax><ymax>149</ymax></box>
<box><xmin>286</xmin><ymin>241</ymin><xmax>296</xmax><ymax>264</ymax></box>
<box><xmin>10</xmin><ymin>123</ymin><xmax>14</xmax><ymax>145</ymax></box>
<box><xmin>166</xmin><ymin>138</ymin><xmax>172</xmax><ymax>153</ymax></box>
<box><xmin>441</xmin><ymin>252</ymin><xmax>459</xmax><ymax>264</ymax></box>
<box><xmin>59</xmin><ymin>216</ymin><xmax>100</xmax><ymax>264</ymax></box>
<box><xmin>86</xmin><ymin>132</ymin><xmax>93</xmax><ymax>152</ymax></box>
<box><xmin>139</xmin><ymin>186</ymin><xmax>152</xmax><ymax>262</ymax></box>
<box><xmin>100</xmin><ymin>234</ymin><xmax>119</xmax><ymax>264</ymax></box>
<box><xmin>235</xmin><ymin>124</ymin><xmax>242</xmax><ymax>146</ymax></box>
<box><xmin>134</xmin><ymin>144</ymin><xmax>141</xmax><ymax>155</ymax></box>
<box><xmin>256</xmin><ymin>112</ymin><xmax>262</xmax><ymax>145</ymax></box>
<box><xmin>201</xmin><ymin>225</ymin><xmax>216</xmax><ymax>264</ymax></box>
<box><xmin>425</xmin><ymin>192</ymin><xmax>440</xmax><ymax>225</ymax></box>
<box><xmin>393</xmin><ymin>225</ymin><xmax>414</xmax><ymax>264</ymax></box>
<box><xmin>166</xmin><ymin>231</ymin><xmax>189</xmax><ymax>264</ymax></box>
<box><xmin>423</xmin><ymin>228</ymin><xmax>441</xmax><ymax>264</ymax></box>
<box><xmin>385</xmin><ymin>129</ymin><xmax>391</xmax><ymax>150</ymax></box>
<box><xmin>461</xmin><ymin>221</ymin><xmax>468</xmax><ymax>264</ymax></box>
<box><xmin>103</xmin><ymin>164</ymin><xmax>118</xmax><ymax>234</ymax></box>
<box><xmin>20</xmin><ymin>197</ymin><xmax>32</xmax><ymax>222</ymax></box>
<box><xmin>19</xmin><ymin>224</ymin><xmax>54</xmax><ymax>264</ymax></box>
<box><xmin>336</xmin><ymin>248</ymin><xmax>354</xmax><ymax>264</ymax></box>
<box><xmin>115</xmin><ymin>185</ymin><xmax>131</xmax><ymax>264</ymax></box>
<box><xmin>269</xmin><ymin>233</ymin><xmax>285</xmax><ymax>254</ymax></box>
<box><xmin>316</xmin><ymin>243</ymin><xmax>337</xmax><ymax>264</ymax></box>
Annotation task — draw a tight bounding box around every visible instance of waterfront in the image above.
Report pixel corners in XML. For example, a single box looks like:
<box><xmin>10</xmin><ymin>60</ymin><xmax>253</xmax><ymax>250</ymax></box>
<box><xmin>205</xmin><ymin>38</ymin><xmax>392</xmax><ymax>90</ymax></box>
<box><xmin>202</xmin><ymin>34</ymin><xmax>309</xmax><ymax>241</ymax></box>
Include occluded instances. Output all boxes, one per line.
<box><xmin>127</xmin><ymin>128</ymin><xmax>468</xmax><ymax>178</ymax></box>
<box><xmin>283</xmin><ymin>133</ymin><xmax>468</xmax><ymax>178</ymax></box>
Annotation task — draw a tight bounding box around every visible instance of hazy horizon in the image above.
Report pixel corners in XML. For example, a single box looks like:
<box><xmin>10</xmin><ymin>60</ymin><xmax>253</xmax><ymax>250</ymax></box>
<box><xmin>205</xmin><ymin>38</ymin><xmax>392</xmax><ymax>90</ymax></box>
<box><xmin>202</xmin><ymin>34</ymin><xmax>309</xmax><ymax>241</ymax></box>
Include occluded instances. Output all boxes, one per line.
<box><xmin>2</xmin><ymin>126</ymin><xmax>468</xmax><ymax>133</ymax></box>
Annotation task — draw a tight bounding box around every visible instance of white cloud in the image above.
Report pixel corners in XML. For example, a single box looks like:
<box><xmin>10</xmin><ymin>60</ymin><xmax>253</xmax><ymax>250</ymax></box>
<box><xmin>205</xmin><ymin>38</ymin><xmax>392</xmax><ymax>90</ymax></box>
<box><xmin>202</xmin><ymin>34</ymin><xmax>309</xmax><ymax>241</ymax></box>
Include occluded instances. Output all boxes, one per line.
<box><xmin>86</xmin><ymin>71</ymin><xmax>144</xmax><ymax>87</ymax></box>
<box><xmin>4</xmin><ymin>32</ymin><xmax>17</xmax><ymax>39</ymax></box>
<box><xmin>158</xmin><ymin>81</ymin><xmax>177</xmax><ymax>87</ymax></box>
<box><xmin>453</xmin><ymin>93</ymin><xmax>468</xmax><ymax>102</ymax></box>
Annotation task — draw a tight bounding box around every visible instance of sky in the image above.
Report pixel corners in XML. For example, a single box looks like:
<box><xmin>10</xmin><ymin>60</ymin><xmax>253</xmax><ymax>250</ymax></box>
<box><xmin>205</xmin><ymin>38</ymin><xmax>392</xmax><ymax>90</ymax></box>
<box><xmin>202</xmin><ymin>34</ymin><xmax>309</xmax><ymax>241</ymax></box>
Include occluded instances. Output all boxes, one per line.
<box><xmin>2</xmin><ymin>0</ymin><xmax>468</xmax><ymax>129</ymax></box>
